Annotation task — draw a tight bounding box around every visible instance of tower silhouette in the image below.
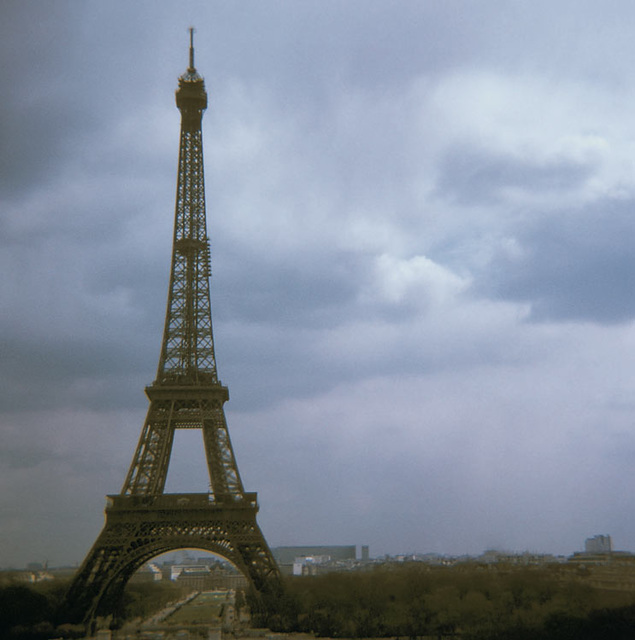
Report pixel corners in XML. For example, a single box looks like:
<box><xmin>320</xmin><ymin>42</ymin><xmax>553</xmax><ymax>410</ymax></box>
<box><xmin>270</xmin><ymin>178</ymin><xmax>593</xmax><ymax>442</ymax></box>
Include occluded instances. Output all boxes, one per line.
<box><xmin>63</xmin><ymin>31</ymin><xmax>280</xmax><ymax>626</ymax></box>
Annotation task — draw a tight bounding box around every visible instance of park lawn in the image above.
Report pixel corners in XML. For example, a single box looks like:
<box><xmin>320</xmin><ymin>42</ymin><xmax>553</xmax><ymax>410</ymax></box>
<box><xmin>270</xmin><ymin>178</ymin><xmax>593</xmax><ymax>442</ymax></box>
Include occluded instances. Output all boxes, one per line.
<box><xmin>166</xmin><ymin>590</ymin><xmax>227</xmax><ymax>625</ymax></box>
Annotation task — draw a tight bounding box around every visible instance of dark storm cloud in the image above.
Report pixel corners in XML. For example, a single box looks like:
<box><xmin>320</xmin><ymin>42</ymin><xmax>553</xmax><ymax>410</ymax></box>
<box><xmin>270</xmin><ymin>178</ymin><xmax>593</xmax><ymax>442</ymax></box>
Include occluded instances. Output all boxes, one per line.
<box><xmin>0</xmin><ymin>3</ymin><xmax>95</xmax><ymax>197</ymax></box>
<box><xmin>0</xmin><ymin>444</ymin><xmax>53</xmax><ymax>470</ymax></box>
<box><xmin>0</xmin><ymin>100</ymin><xmax>91</xmax><ymax>197</ymax></box>
<box><xmin>214</xmin><ymin>246</ymin><xmax>366</xmax><ymax>328</ymax></box>
<box><xmin>479</xmin><ymin>199</ymin><xmax>635</xmax><ymax>323</ymax></box>
<box><xmin>5</xmin><ymin>0</ymin><xmax>635</xmax><ymax>567</ymax></box>
<box><xmin>0</xmin><ymin>333</ymin><xmax>150</xmax><ymax>411</ymax></box>
<box><xmin>436</xmin><ymin>145</ymin><xmax>595</xmax><ymax>205</ymax></box>
<box><xmin>207</xmin><ymin>2</ymin><xmax>477</xmax><ymax>97</ymax></box>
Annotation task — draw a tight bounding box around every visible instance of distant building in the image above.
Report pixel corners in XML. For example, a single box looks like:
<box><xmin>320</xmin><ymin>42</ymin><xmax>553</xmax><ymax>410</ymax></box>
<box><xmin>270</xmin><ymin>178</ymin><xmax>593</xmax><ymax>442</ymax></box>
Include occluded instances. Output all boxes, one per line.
<box><xmin>477</xmin><ymin>550</ymin><xmax>563</xmax><ymax>566</ymax></box>
<box><xmin>361</xmin><ymin>545</ymin><xmax>370</xmax><ymax>561</ymax></box>
<box><xmin>585</xmin><ymin>535</ymin><xmax>613</xmax><ymax>554</ymax></box>
<box><xmin>293</xmin><ymin>555</ymin><xmax>332</xmax><ymax>576</ymax></box>
<box><xmin>273</xmin><ymin>545</ymin><xmax>357</xmax><ymax>564</ymax></box>
<box><xmin>273</xmin><ymin>545</ymin><xmax>357</xmax><ymax>575</ymax></box>
<box><xmin>174</xmin><ymin>565</ymin><xmax>213</xmax><ymax>590</ymax></box>
<box><xmin>129</xmin><ymin>562</ymin><xmax>163</xmax><ymax>583</ymax></box>
<box><xmin>19</xmin><ymin>561</ymin><xmax>53</xmax><ymax>584</ymax></box>
<box><xmin>18</xmin><ymin>571</ymin><xmax>54</xmax><ymax>584</ymax></box>
<box><xmin>169</xmin><ymin>563</ymin><xmax>247</xmax><ymax>589</ymax></box>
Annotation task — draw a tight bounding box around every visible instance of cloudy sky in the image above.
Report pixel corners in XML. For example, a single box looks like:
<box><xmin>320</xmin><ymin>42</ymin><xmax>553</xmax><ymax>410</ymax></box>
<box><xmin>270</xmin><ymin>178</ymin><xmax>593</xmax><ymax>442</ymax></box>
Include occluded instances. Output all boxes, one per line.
<box><xmin>4</xmin><ymin>0</ymin><xmax>635</xmax><ymax>568</ymax></box>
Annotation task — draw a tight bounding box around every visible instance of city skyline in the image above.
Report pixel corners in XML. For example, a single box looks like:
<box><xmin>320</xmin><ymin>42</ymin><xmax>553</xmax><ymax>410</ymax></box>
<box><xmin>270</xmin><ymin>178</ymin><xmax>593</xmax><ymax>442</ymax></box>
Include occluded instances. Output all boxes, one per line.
<box><xmin>1</xmin><ymin>537</ymin><xmax>624</xmax><ymax>572</ymax></box>
<box><xmin>3</xmin><ymin>1</ymin><xmax>635</xmax><ymax>568</ymax></box>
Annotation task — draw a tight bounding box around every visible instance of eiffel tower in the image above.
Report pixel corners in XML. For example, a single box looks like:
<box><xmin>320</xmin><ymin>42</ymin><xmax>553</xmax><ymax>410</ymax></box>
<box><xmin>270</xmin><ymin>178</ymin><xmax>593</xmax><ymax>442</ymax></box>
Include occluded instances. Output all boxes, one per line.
<box><xmin>63</xmin><ymin>31</ymin><xmax>281</xmax><ymax>626</ymax></box>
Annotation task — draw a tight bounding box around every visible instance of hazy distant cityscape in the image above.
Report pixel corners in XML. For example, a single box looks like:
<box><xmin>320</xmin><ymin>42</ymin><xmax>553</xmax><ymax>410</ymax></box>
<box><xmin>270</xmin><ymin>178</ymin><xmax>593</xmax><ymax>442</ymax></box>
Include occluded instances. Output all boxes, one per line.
<box><xmin>8</xmin><ymin>533</ymin><xmax>632</xmax><ymax>583</ymax></box>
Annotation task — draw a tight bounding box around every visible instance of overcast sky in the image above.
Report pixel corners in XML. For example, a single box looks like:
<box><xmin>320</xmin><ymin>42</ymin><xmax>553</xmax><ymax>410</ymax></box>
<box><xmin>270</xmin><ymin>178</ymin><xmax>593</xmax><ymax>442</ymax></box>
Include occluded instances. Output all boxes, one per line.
<box><xmin>4</xmin><ymin>0</ymin><xmax>635</xmax><ymax>568</ymax></box>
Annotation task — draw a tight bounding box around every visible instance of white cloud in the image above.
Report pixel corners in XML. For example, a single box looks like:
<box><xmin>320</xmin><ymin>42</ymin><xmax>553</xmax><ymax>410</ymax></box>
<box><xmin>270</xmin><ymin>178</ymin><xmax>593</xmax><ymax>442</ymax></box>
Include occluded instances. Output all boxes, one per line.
<box><xmin>429</xmin><ymin>70</ymin><xmax>635</xmax><ymax>206</ymax></box>
<box><xmin>366</xmin><ymin>253</ymin><xmax>468</xmax><ymax>307</ymax></box>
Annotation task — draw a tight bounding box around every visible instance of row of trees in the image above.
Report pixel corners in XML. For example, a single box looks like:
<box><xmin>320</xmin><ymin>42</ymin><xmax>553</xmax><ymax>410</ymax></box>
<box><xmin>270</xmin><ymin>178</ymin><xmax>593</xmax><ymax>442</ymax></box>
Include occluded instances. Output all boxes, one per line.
<box><xmin>0</xmin><ymin>579</ymin><xmax>70</xmax><ymax>640</ymax></box>
<box><xmin>0</xmin><ymin>576</ymin><xmax>187</xmax><ymax>639</ymax></box>
<box><xmin>4</xmin><ymin>562</ymin><xmax>635</xmax><ymax>638</ymax></box>
<box><xmin>253</xmin><ymin>562</ymin><xmax>635</xmax><ymax>639</ymax></box>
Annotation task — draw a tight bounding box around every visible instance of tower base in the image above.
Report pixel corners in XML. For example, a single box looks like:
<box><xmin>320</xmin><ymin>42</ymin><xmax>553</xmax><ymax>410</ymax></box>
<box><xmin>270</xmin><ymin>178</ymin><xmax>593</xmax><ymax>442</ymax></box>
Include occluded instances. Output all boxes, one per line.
<box><xmin>62</xmin><ymin>493</ymin><xmax>281</xmax><ymax>626</ymax></box>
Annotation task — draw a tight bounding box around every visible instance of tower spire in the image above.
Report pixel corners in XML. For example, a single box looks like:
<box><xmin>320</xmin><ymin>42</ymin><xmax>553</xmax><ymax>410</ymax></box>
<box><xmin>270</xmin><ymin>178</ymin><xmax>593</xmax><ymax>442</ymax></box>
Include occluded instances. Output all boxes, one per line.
<box><xmin>188</xmin><ymin>26</ymin><xmax>195</xmax><ymax>71</ymax></box>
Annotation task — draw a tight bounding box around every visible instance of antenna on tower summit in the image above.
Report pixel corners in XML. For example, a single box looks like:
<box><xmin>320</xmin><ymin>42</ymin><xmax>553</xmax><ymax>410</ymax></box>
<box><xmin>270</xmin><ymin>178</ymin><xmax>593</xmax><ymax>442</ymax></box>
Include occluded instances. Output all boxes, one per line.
<box><xmin>188</xmin><ymin>26</ymin><xmax>195</xmax><ymax>71</ymax></box>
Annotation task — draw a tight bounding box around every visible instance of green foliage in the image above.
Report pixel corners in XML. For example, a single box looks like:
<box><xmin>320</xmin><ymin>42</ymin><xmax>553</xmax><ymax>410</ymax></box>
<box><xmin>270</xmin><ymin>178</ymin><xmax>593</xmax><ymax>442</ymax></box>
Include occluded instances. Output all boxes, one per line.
<box><xmin>259</xmin><ymin>563</ymin><xmax>635</xmax><ymax>638</ymax></box>
<box><xmin>0</xmin><ymin>585</ymin><xmax>51</xmax><ymax>636</ymax></box>
<box><xmin>4</xmin><ymin>565</ymin><xmax>635</xmax><ymax>639</ymax></box>
<box><xmin>120</xmin><ymin>580</ymin><xmax>189</xmax><ymax>620</ymax></box>
<box><xmin>0</xmin><ymin>580</ymin><xmax>80</xmax><ymax>639</ymax></box>
<box><xmin>0</xmin><ymin>576</ymin><xmax>191</xmax><ymax>638</ymax></box>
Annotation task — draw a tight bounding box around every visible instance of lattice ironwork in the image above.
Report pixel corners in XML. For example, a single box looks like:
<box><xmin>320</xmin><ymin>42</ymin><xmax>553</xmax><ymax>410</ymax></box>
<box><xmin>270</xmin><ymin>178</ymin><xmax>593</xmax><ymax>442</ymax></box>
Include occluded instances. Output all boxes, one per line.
<box><xmin>64</xmin><ymin>495</ymin><xmax>280</xmax><ymax>625</ymax></box>
<box><xmin>62</xmin><ymin>31</ymin><xmax>281</xmax><ymax>628</ymax></box>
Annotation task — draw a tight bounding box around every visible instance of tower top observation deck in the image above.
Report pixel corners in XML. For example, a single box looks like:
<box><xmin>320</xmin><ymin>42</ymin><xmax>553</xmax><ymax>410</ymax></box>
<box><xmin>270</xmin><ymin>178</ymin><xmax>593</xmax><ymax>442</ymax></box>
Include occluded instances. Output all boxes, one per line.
<box><xmin>176</xmin><ymin>28</ymin><xmax>207</xmax><ymax>123</ymax></box>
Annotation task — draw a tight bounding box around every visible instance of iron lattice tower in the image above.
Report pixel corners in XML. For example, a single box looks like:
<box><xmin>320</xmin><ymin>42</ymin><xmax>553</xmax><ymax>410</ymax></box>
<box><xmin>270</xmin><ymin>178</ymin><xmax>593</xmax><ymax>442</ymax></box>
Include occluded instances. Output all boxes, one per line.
<box><xmin>63</xmin><ymin>31</ymin><xmax>281</xmax><ymax>626</ymax></box>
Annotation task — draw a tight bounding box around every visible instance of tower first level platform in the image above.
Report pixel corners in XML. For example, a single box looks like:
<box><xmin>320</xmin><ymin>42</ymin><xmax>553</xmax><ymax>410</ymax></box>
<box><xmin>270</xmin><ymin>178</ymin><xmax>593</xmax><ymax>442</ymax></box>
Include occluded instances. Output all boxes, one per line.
<box><xmin>64</xmin><ymin>492</ymin><xmax>279</xmax><ymax>624</ymax></box>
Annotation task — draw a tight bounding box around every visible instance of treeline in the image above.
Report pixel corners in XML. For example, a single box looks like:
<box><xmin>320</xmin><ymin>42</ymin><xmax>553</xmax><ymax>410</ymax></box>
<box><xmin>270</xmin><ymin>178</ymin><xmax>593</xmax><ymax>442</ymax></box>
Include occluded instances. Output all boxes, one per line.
<box><xmin>0</xmin><ymin>577</ymin><xmax>187</xmax><ymax>639</ymax></box>
<box><xmin>0</xmin><ymin>579</ymin><xmax>73</xmax><ymax>640</ymax></box>
<box><xmin>253</xmin><ymin>563</ymin><xmax>635</xmax><ymax>639</ymax></box>
<box><xmin>5</xmin><ymin>563</ymin><xmax>635</xmax><ymax>638</ymax></box>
